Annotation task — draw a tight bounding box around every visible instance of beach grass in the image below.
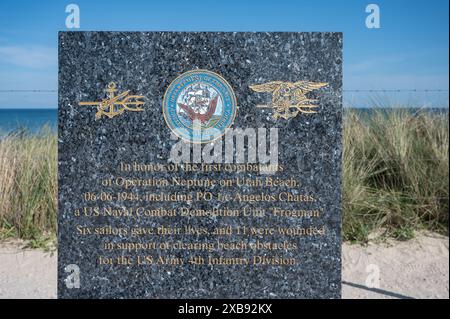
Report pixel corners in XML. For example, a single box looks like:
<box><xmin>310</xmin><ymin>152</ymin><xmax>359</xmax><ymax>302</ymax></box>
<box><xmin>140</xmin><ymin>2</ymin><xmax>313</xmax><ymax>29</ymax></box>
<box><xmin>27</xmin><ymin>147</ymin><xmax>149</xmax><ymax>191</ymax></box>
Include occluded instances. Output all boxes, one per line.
<box><xmin>0</xmin><ymin>126</ymin><xmax>57</xmax><ymax>245</ymax></box>
<box><xmin>0</xmin><ymin>109</ymin><xmax>448</xmax><ymax>244</ymax></box>
<box><xmin>343</xmin><ymin>109</ymin><xmax>449</xmax><ymax>242</ymax></box>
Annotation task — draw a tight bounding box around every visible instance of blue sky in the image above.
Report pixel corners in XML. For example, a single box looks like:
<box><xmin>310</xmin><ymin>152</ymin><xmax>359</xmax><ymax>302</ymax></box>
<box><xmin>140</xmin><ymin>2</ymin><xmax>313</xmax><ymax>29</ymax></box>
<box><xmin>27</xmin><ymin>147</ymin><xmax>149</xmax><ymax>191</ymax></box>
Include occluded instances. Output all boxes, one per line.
<box><xmin>0</xmin><ymin>0</ymin><xmax>448</xmax><ymax>108</ymax></box>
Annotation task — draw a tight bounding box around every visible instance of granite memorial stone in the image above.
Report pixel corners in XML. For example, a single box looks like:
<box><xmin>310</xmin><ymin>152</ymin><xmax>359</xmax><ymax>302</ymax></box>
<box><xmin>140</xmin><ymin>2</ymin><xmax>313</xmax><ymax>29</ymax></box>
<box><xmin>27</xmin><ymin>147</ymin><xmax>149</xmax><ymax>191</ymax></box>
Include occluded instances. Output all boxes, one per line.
<box><xmin>58</xmin><ymin>31</ymin><xmax>342</xmax><ymax>299</ymax></box>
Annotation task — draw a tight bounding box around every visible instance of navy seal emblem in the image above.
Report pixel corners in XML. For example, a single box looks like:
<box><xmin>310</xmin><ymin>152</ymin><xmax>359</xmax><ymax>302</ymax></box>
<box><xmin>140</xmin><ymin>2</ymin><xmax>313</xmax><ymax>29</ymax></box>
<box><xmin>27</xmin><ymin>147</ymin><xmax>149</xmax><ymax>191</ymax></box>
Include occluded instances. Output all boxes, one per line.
<box><xmin>163</xmin><ymin>70</ymin><xmax>237</xmax><ymax>143</ymax></box>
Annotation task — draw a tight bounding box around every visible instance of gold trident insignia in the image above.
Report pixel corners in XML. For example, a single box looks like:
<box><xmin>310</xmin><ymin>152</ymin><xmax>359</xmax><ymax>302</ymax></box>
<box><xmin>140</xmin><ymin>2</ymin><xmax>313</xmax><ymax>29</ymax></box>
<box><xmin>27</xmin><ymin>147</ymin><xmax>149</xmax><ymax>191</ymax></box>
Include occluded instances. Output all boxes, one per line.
<box><xmin>79</xmin><ymin>82</ymin><xmax>145</xmax><ymax>119</ymax></box>
<box><xmin>250</xmin><ymin>81</ymin><xmax>328</xmax><ymax>120</ymax></box>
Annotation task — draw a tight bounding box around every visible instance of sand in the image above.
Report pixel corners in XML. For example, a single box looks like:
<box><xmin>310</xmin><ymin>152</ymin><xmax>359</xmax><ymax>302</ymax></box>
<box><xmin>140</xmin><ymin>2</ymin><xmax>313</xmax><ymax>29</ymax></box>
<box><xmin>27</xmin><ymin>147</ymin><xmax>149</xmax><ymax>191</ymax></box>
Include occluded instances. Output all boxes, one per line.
<box><xmin>0</xmin><ymin>232</ymin><xmax>448</xmax><ymax>299</ymax></box>
<box><xmin>342</xmin><ymin>232</ymin><xmax>448</xmax><ymax>299</ymax></box>
<box><xmin>0</xmin><ymin>241</ymin><xmax>57</xmax><ymax>299</ymax></box>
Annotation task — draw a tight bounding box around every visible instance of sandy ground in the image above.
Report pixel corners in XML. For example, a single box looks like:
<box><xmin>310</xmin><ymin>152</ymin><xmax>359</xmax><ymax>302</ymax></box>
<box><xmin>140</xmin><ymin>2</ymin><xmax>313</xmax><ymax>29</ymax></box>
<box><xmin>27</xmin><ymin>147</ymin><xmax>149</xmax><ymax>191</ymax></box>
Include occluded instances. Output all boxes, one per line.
<box><xmin>0</xmin><ymin>242</ymin><xmax>57</xmax><ymax>299</ymax></box>
<box><xmin>342</xmin><ymin>232</ymin><xmax>448</xmax><ymax>299</ymax></box>
<box><xmin>0</xmin><ymin>232</ymin><xmax>448</xmax><ymax>299</ymax></box>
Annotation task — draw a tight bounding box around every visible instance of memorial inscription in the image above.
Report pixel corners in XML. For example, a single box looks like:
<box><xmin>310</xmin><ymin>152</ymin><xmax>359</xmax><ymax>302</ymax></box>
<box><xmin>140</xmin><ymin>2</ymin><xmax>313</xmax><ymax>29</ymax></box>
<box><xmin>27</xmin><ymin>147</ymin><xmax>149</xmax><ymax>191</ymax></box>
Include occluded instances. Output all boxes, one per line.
<box><xmin>58</xmin><ymin>31</ymin><xmax>342</xmax><ymax>298</ymax></box>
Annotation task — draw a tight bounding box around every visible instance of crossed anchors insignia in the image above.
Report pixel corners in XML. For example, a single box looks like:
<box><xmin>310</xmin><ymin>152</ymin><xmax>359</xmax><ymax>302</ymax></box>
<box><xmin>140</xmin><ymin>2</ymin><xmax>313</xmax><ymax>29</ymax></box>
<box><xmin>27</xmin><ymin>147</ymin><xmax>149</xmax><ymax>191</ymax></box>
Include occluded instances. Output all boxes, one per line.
<box><xmin>249</xmin><ymin>81</ymin><xmax>328</xmax><ymax>120</ymax></box>
<box><xmin>79</xmin><ymin>82</ymin><xmax>145</xmax><ymax>119</ymax></box>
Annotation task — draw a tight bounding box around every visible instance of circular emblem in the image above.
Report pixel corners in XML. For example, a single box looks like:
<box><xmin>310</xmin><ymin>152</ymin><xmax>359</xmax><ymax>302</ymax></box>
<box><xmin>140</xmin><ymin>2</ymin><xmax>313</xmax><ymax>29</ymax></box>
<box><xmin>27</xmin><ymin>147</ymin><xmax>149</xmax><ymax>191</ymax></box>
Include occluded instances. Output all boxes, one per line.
<box><xmin>163</xmin><ymin>70</ymin><xmax>237</xmax><ymax>143</ymax></box>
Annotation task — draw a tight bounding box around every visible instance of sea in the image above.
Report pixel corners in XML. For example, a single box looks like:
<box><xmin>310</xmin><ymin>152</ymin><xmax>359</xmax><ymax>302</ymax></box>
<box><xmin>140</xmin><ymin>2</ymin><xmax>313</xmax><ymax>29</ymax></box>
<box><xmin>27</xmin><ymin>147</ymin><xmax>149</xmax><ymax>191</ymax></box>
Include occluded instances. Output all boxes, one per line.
<box><xmin>0</xmin><ymin>108</ymin><xmax>57</xmax><ymax>135</ymax></box>
<box><xmin>0</xmin><ymin>107</ymin><xmax>448</xmax><ymax>136</ymax></box>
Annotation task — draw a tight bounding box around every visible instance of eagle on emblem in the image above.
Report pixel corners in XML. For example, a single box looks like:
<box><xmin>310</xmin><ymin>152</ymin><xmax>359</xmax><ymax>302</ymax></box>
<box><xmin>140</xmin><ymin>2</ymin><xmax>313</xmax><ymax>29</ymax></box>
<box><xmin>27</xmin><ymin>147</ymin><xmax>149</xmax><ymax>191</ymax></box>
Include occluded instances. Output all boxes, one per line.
<box><xmin>177</xmin><ymin>84</ymin><xmax>219</xmax><ymax>124</ymax></box>
<box><xmin>178</xmin><ymin>95</ymin><xmax>218</xmax><ymax>124</ymax></box>
<box><xmin>249</xmin><ymin>80</ymin><xmax>328</xmax><ymax>120</ymax></box>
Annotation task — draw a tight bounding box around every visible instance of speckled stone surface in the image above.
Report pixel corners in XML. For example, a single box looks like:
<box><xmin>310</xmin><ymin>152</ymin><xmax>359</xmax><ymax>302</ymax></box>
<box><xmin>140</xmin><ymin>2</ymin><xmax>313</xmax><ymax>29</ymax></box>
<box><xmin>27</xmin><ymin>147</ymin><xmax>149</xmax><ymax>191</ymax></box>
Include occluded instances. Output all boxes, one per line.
<box><xmin>58</xmin><ymin>32</ymin><xmax>342</xmax><ymax>299</ymax></box>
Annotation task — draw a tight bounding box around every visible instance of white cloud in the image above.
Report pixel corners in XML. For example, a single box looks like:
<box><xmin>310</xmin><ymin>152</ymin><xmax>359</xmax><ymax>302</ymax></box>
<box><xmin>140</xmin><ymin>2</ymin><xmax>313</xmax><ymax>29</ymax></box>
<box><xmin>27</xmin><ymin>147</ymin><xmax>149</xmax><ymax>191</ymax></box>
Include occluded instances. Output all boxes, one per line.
<box><xmin>0</xmin><ymin>45</ymin><xmax>56</xmax><ymax>69</ymax></box>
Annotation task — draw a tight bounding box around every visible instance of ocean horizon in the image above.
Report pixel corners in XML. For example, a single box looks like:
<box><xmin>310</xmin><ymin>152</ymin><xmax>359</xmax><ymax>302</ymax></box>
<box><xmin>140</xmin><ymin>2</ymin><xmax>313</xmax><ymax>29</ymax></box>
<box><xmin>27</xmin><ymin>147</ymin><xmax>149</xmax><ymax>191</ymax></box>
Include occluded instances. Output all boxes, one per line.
<box><xmin>0</xmin><ymin>108</ymin><xmax>57</xmax><ymax>134</ymax></box>
<box><xmin>0</xmin><ymin>107</ymin><xmax>448</xmax><ymax>135</ymax></box>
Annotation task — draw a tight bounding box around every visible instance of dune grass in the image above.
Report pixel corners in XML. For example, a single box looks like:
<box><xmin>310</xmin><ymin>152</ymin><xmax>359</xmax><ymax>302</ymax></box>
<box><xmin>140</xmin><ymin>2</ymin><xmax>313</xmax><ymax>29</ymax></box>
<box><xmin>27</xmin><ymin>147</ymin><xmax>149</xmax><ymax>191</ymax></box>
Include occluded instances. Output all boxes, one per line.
<box><xmin>343</xmin><ymin>109</ymin><xmax>449</xmax><ymax>242</ymax></box>
<box><xmin>0</xmin><ymin>127</ymin><xmax>57</xmax><ymax>245</ymax></box>
<box><xmin>0</xmin><ymin>109</ymin><xmax>448</xmax><ymax>245</ymax></box>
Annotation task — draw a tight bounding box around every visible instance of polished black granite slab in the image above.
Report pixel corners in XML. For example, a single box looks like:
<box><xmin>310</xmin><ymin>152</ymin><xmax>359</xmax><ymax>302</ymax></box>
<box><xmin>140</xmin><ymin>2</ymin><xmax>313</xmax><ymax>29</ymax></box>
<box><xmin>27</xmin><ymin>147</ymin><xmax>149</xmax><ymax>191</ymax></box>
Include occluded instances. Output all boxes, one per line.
<box><xmin>58</xmin><ymin>32</ymin><xmax>342</xmax><ymax>299</ymax></box>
